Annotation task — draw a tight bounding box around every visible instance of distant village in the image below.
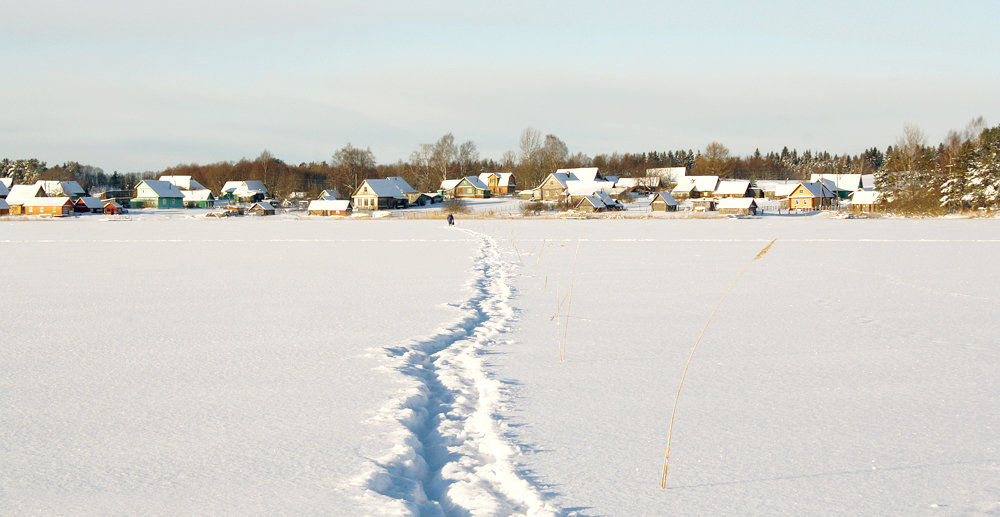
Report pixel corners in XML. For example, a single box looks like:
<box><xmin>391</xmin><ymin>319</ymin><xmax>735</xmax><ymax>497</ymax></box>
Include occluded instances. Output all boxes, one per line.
<box><xmin>0</xmin><ymin>167</ymin><xmax>881</xmax><ymax>218</ymax></box>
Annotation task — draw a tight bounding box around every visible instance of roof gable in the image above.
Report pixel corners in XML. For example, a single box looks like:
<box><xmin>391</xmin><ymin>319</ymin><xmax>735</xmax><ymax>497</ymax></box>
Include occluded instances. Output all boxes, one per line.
<box><xmin>6</xmin><ymin>184</ymin><xmax>45</xmax><ymax>204</ymax></box>
<box><xmin>137</xmin><ymin>180</ymin><xmax>184</xmax><ymax>198</ymax></box>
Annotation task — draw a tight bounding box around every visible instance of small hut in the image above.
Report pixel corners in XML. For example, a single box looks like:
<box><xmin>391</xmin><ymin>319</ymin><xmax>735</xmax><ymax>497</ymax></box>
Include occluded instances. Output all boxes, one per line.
<box><xmin>248</xmin><ymin>201</ymin><xmax>277</xmax><ymax>216</ymax></box>
<box><xmin>103</xmin><ymin>201</ymin><xmax>124</xmax><ymax>215</ymax></box>
<box><xmin>74</xmin><ymin>197</ymin><xmax>105</xmax><ymax>213</ymax></box>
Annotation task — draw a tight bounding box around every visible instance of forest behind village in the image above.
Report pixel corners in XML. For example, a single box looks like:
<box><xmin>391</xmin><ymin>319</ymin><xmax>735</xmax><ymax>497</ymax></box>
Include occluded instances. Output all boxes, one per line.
<box><xmin>3</xmin><ymin>118</ymin><xmax>999</xmax><ymax>215</ymax></box>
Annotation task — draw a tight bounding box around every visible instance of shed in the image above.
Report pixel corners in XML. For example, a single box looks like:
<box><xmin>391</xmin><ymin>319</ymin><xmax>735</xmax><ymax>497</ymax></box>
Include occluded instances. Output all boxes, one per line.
<box><xmin>248</xmin><ymin>201</ymin><xmax>277</xmax><ymax>215</ymax></box>
<box><xmin>649</xmin><ymin>192</ymin><xmax>678</xmax><ymax>212</ymax></box>
<box><xmin>849</xmin><ymin>190</ymin><xmax>882</xmax><ymax>213</ymax></box>
<box><xmin>103</xmin><ymin>201</ymin><xmax>125</xmax><ymax>215</ymax></box>
<box><xmin>575</xmin><ymin>195</ymin><xmax>607</xmax><ymax>213</ymax></box>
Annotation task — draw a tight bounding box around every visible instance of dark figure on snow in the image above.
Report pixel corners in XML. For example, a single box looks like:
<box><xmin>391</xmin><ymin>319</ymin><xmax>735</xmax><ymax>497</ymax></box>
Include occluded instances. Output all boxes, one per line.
<box><xmin>447</xmin><ymin>214</ymin><xmax>455</xmax><ymax>226</ymax></box>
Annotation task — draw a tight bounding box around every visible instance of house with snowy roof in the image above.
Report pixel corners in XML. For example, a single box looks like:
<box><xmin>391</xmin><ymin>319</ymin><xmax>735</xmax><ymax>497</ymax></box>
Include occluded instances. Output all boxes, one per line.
<box><xmin>74</xmin><ymin>196</ymin><xmax>105</xmax><ymax>213</ymax></box>
<box><xmin>649</xmin><ymin>191</ymin><xmax>678</xmax><ymax>212</ymax></box>
<box><xmin>352</xmin><ymin>179</ymin><xmax>409</xmax><ymax>210</ymax></box>
<box><xmin>849</xmin><ymin>190</ymin><xmax>882</xmax><ymax>212</ymax></box>
<box><xmin>248</xmin><ymin>201</ymin><xmax>276</xmax><ymax>215</ymax></box>
<box><xmin>182</xmin><ymin>189</ymin><xmax>216</xmax><ymax>208</ymax></box>
<box><xmin>23</xmin><ymin>197</ymin><xmax>74</xmax><ymax>216</ymax></box>
<box><xmin>441</xmin><ymin>176</ymin><xmax>492</xmax><ymax>199</ymax></box>
<box><xmin>810</xmin><ymin>174</ymin><xmax>876</xmax><ymax>200</ymax></box>
<box><xmin>159</xmin><ymin>175</ymin><xmax>208</xmax><ymax>191</ymax></box>
<box><xmin>308</xmin><ymin>199</ymin><xmax>352</xmax><ymax>216</ymax></box>
<box><xmin>567</xmin><ymin>180</ymin><xmax>617</xmax><ymax>204</ymax></box>
<box><xmin>672</xmin><ymin>176</ymin><xmax>719</xmax><ymax>199</ymax></box>
<box><xmin>787</xmin><ymin>182</ymin><xmax>835</xmax><ymax>210</ymax></box>
<box><xmin>132</xmin><ymin>180</ymin><xmax>184</xmax><ymax>208</ymax></box>
<box><xmin>715</xmin><ymin>179</ymin><xmax>753</xmax><ymax>198</ymax></box>
<box><xmin>220</xmin><ymin>180</ymin><xmax>270</xmax><ymax>202</ymax></box>
<box><xmin>478</xmin><ymin>173</ymin><xmax>516</xmax><ymax>195</ymax></box>
<box><xmin>556</xmin><ymin>167</ymin><xmax>603</xmax><ymax>182</ymax></box>
<box><xmin>318</xmin><ymin>189</ymin><xmax>341</xmax><ymax>200</ymax></box>
<box><xmin>717</xmin><ymin>197</ymin><xmax>758</xmax><ymax>216</ymax></box>
<box><xmin>0</xmin><ymin>198</ymin><xmax>9</xmax><ymax>215</ymax></box>
<box><xmin>5</xmin><ymin>184</ymin><xmax>46</xmax><ymax>214</ymax></box>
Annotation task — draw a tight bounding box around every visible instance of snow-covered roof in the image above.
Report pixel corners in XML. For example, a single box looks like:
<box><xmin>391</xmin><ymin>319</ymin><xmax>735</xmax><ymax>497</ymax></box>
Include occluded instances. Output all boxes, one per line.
<box><xmin>557</xmin><ymin>167</ymin><xmax>600</xmax><ymax>182</ymax></box>
<box><xmin>850</xmin><ymin>190</ymin><xmax>881</xmax><ymax>205</ymax></box>
<box><xmin>6</xmin><ymin>184</ymin><xmax>45</xmax><ymax>205</ymax></box>
<box><xmin>251</xmin><ymin>202</ymin><xmax>275</xmax><ymax>211</ymax></box>
<box><xmin>577</xmin><ymin>195</ymin><xmax>606</xmax><ymax>209</ymax></box>
<box><xmin>308</xmin><ymin>199</ymin><xmax>352</xmax><ymax>211</ymax></box>
<box><xmin>717</xmin><ymin>197</ymin><xmax>757</xmax><ymax>210</ymax></box>
<box><xmin>789</xmin><ymin>182</ymin><xmax>835</xmax><ymax>198</ymax></box>
<box><xmin>181</xmin><ymin>189</ymin><xmax>214</xmax><ymax>201</ymax></box>
<box><xmin>861</xmin><ymin>174</ymin><xmax>875</xmax><ymax>190</ymax></box>
<box><xmin>690</xmin><ymin>176</ymin><xmax>719</xmax><ymax>192</ymax></box>
<box><xmin>385</xmin><ymin>176</ymin><xmax>417</xmax><ymax>194</ymax></box>
<box><xmin>138</xmin><ymin>180</ymin><xmax>184</xmax><ymax>198</ymax></box>
<box><xmin>0</xmin><ymin>181</ymin><xmax>8</xmax><ymax>196</ymax></box>
<box><xmin>36</xmin><ymin>180</ymin><xmax>85</xmax><ymax>197</ymax></box>
<box><xmin>319</xmin><ymin>189</ymin><xmax>341</xmax><ymax>200</ymax></box>
<box><xmin>810</xmin><ymin>174</ymin><xmax>867</xmax><ymax>192</ymax></box>
<box><xmin>567</xmin><ymin>180</ymin><xmax>615</xmax><ymax>196</ymax></box>
<box><xmin>651</xmin><ymin>192</ymin><xmax>678</xmax><ymax>206</ymax></box>
<box><xmin>76</xmin><ymin>196</ymin><xmax>105</xmax><ymax>209</ymax></box>
<box><xmin>594</xmin><ymin>190</ymin><xmax>621</xmax><ymax>207</ymax></box>
<box><xmin>671</xmin><ymin>179</ymin><xmax>697</xmax><ymax>194</ymax></box>
<box><xmin>756</xmin><ymin>179</ymin><xmax>799</xmax><ymax>190</ymax></box>
<box><xmin>360</xmin><ymin>179</ymin><xmax>407</xmax><ymax>199</ymax></box>
<box><xmin>546</xmin><ymin>172</ymin><xmax>575</xmax><ymax>187</ymax></box>
<box><xmin>0</xmin><ymin>199</ymin><xmax>8</xmax><ymax>210</ymax></box>
<box><xmin>24</xmin><ymin>196</ymin><xmax>72</xmax><ymax>207</ymax></box>
<box><xmin>478</xmin><ymin>172</ymin><xmax>515</xmax><ymax>187</ymax></box>
<box><xmin>616</xmin><ymin>177</ymin><xmax>662</xmax><ymax>189</ymax></box>
<box><xmin>103</xmin><ymin>200</ymin><xmax>122</xmax><ymax>209</ymax></box>
<box><xmin>774</xmin><ymin>184</ymin><xmax>799</xmax><ymax>198</ymax></box>
<box><xmin>160</xmin><ymin>175</ymin><xmax>207</xmax><ymax>191</ymax></box>
<box><xmin>462</xmin><ymin>176</ymin><xmax>490</xmax><ymax>190</ymax></box>
<box><xmin>715</xmin><ymin>179</ymin><xmax>751</xmax><ymax>196</ymax></box>
<box><xmin>0</xmin><ymin>177</ymin><xmax>12</xmax><ymax>189</ymax></box>
<box><xmin>221</xmin><ymin>180</ymin><xmax>269</xmax><ymax>196</ymax></box>
<box><xmin>440</xmin><ymin>179</ymin><xmax>462</xmax><ymax>191</ymax></box>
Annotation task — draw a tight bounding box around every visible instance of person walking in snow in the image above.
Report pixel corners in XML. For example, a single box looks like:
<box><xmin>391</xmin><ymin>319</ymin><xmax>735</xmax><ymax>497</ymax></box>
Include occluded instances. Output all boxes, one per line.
<box><xmin>447</xmin><ymin>214</ymin><xmax>455</xmax><ymax>226</ymax></box>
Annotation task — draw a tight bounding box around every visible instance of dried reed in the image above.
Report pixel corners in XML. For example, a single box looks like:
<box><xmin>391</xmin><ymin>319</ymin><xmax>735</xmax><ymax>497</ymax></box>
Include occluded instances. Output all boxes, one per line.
<box><xmin>660</xmin><ymin>238</ymin><xmax>776</xmax><ymax>488</ymax></box>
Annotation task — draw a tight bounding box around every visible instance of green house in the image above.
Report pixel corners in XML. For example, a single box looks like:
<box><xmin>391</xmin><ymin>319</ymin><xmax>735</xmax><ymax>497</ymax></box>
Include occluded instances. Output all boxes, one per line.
<box><xmin>132</xmin><ymin>180</ymin><xmax>184</xmax><ymax>209</ymax></box>
<box><xmin>182</xmin><ymin>189</ymin><xmax>216</xmax><ymax>208</ymax></box>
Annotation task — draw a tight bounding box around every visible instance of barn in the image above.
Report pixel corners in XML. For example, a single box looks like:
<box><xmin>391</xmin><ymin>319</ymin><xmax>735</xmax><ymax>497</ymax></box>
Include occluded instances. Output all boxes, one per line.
<box><xmin>307</xmin><ymin>199</ymin><xmax>353</xmax><ymax>216</ymax></box>
<box><xmin>649</xmin><ymin>192</ymin><xmax>678</xmax><ymax>212</ymax></box>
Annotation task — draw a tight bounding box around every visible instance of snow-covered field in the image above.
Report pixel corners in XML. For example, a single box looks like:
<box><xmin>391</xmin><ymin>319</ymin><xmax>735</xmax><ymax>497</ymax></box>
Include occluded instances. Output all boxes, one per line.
<box><xmin>2</xmin><ymin>212</ymin><xmax>999</xmax><ymax>515</ymax></box>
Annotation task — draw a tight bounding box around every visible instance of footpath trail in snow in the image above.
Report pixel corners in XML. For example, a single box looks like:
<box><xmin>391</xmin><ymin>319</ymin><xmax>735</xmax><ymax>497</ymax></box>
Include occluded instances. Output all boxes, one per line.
<box><xmin>357</xmin><ymin>228</ymin><xmax>556</xmax><ymax>516</ymax></box>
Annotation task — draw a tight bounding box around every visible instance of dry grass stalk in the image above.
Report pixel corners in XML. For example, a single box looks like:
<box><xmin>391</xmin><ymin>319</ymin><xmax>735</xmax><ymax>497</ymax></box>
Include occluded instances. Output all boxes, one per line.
<box><xmin>660</xmin><ymin>238</ymin><xmax>777</xmax><ymax>489</ymax></box>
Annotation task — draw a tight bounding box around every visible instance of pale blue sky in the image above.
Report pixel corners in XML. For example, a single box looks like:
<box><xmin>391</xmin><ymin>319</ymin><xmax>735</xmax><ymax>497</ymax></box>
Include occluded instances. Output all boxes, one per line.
<box><xmin>2</xmin><ymin>1</ymin><xmax>998</xmax><ymax>172</ymax></box>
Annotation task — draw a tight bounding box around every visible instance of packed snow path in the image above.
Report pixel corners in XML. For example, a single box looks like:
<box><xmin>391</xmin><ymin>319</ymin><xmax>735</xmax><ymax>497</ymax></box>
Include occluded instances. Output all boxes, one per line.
<box><xmin>359</xmin><ymin>228</ymin><xmax>556</xmax><ymax>516</ymax></box>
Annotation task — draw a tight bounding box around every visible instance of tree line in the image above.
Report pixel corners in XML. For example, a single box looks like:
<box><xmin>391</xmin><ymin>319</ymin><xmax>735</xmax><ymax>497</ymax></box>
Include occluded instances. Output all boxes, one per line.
<box><xmin>4</xmin><ymin>119</ymin><xmax>998</xmax><ymax>215</ymax></box>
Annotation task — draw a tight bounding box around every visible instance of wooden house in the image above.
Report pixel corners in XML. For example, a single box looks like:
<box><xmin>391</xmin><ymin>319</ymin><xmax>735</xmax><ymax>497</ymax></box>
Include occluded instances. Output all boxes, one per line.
<box><xmin>537</xmin><ymin>172</ymin><xmax>574</xmax><ymax>201</ymax></box>
<box><xmin>717</xmin><ymin>197</ymin><xmax>758</xmax><ymax>215</ymax></box>
<box><xmin>673</xmin><ymin>176</ymin><xmax>719</xmax><ymax>199</ymax></box>
<box><xmin>441</xmin><ymin>176</ymin><xmax>492</xmax><ymax>198</ymax></box>
<box><xmin>352</xmin><ymin>179</ymin><xmax>408</xmax><ymax>210</ymax></box>
<box><xmin>23</xmin><ymin>197</ymin><xmax>73</xmax><ymax>216</ymax></box>
<box><xmin>690</xmin><ymin>198</ymin><xmax>717</xmax><ymax>212</ymax></box>
<box><xmin>478</xmin><ymin>172</ymin><xmax>517</xmax><ymax>195</ymax></box>
<box><xmin>5</xmin><ymin>184</ymin><xmax>46</xmax><ymax>214</ymax></box>
<box><xmin>133</xmin><ymin>180</ymin><xmax>184</xmax><ymax>208</ymax></box>
<box><xmin>810</xmin><ymin>174</ymin><xmax>876</xmax><ymax>200</ymax></box>
<box><xmin>788</xmin><ymin>182</ymin><xmax>835</xmax><ymax>210</ymax></box>
<box><xmin>715</xmin><ymin>179</ymin><xmax>752</xmax><ymax>198</ymax></box>
<box><xmin>649</xmin><ymin>192</ymin><xmax>678</xmax><ymax>212</ymax></box>
<box><xmin>103</xmin><ymin>201</ymin><xmax>125</xmax><ymax>215</ymax></box>
<box><xmin>74</xmin><ymin>196</ymin><xmax>105</xmax><ymax>213</ymax></box>
<box><xmin>248</xmin><ymin>201</ymin><xmax>276</xmax><ymax>215</ymax></box>
<box><xmin>307</xmin><ymin>199</ymin><xmax>352</xmax><ymax>216</ymax></box>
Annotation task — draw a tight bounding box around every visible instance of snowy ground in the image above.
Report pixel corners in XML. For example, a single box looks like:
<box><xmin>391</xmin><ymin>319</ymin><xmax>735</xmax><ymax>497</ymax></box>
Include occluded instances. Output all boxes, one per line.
<box><xmin>2</xmin><ymin>212</ymin><xmax>998</xmax><ymax>515</ymax></box>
